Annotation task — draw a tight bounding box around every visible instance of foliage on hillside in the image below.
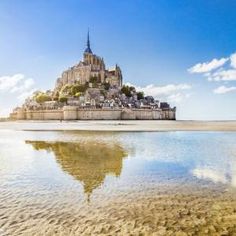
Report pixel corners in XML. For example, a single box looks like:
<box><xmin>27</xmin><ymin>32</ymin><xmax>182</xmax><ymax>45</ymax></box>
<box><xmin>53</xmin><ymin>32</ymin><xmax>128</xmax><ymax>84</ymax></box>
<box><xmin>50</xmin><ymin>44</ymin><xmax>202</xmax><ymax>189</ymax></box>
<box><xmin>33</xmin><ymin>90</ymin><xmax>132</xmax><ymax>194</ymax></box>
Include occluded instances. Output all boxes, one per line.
<box><xmin>58</xmin><ymin>96</ymin><xmax>68</xmax><ymax>103</ymax></box>
<box><xmin>121</xmin><ymin>85</ymin><xmax>144</xmax><ymax>99</ymax></box>
<box><xmin>31</xmin><ymin>82</ymin><xmax>145</xmax><ymax>106</ymax></box>
<box><xmin>137</xmin><ymin>91</ymin><xmax>144</xmax><ymax>100</ymax></box>
<box><xmin>60</xmin><ymin>83</ymin><xmax>88</xmax><ymax>96</ymax></box>
<box><xmin>34</xmin><ymin>93</ymin><xmax>52</xmax><ymax>103</ymax></box>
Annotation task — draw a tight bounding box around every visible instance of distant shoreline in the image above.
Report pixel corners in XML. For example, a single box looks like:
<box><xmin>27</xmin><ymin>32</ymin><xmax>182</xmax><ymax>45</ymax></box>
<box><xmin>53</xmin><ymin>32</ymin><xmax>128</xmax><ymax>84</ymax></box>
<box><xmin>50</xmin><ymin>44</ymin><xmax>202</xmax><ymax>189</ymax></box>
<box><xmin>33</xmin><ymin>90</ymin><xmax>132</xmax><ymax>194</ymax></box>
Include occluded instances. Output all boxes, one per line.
<box><xmin>0</xmin><ymin>120</ymin><xmax>236</xmax><ymax>132</ymax></box>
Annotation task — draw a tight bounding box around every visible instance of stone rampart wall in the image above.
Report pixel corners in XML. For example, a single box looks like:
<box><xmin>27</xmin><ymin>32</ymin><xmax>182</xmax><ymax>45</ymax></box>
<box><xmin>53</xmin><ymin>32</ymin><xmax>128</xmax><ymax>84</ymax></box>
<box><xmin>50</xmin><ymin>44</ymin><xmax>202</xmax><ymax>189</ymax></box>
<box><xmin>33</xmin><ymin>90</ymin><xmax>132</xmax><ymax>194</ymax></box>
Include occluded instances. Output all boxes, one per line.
<box><xmin>25</xmin><ymin>110</ymin><xmax>63</xmax><ymax>120</ymax></box>
<box><xmin>11</xmin><ymin>107</ymin><xmax>176</xmax><ymax>120</ymax></box>
<box><xmin>77</xmin><ymin>109</ymin><xmax>121</xmax><ymax>120</ymax></box>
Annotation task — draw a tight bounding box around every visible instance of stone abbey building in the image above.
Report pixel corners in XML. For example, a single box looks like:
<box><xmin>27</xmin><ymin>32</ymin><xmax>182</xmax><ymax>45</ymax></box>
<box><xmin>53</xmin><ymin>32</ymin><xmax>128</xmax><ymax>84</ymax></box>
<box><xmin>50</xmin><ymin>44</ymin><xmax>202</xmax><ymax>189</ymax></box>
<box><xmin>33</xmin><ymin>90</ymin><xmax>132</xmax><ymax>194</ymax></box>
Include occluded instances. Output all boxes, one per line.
<box><xmin>10</xmin><ymin>32</ymin><xmax>176</xmax><ymax>121</ymax></box>
<box><xmin>55</xmin><ymin>32</ymin><xmax>122</xmax><ymax>92</ymax></box>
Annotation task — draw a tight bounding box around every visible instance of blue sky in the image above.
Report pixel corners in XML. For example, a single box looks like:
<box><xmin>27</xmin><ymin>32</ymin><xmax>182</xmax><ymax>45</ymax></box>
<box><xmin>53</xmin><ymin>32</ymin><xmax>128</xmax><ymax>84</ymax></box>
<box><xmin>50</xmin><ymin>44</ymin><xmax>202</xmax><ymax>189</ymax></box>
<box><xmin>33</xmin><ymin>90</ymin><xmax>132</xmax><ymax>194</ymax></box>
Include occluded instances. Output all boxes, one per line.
<box><xmin>0</xmin><ymin>0</ymin><xmax>236</xmax><ymax>119</ymax></box>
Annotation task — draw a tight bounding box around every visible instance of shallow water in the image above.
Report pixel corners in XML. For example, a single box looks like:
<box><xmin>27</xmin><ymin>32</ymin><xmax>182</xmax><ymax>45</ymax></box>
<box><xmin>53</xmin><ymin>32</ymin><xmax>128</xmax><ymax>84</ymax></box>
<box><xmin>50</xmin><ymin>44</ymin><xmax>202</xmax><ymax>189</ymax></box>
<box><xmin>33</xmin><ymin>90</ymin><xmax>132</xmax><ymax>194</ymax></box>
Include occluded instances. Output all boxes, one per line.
<box><xmin>0</xmin><ymin>130</ymin><xmax>236</xmax><ymax>235</ymax></box>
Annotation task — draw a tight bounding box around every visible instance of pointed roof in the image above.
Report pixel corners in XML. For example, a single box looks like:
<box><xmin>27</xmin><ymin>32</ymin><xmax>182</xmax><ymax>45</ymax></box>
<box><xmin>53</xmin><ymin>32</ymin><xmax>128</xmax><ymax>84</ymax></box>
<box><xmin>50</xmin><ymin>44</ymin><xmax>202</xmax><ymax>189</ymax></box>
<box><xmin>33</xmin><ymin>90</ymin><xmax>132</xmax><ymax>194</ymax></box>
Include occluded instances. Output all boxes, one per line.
<box><xmin>84</xmin><ymin>30</ymin><xmax>93</xmax><ymax>54</ymax></box>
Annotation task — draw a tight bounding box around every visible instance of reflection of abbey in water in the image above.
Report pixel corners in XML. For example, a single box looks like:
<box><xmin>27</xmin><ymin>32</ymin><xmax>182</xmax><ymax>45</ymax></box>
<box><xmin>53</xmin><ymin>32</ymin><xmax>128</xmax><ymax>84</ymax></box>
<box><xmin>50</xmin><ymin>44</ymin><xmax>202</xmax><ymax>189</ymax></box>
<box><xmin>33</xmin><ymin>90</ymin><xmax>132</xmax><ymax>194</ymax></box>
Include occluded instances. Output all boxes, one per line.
<box><xmin>26</xmin><ymin>141</ymin><xmax>127</xmax><ymax>199</ymax></box>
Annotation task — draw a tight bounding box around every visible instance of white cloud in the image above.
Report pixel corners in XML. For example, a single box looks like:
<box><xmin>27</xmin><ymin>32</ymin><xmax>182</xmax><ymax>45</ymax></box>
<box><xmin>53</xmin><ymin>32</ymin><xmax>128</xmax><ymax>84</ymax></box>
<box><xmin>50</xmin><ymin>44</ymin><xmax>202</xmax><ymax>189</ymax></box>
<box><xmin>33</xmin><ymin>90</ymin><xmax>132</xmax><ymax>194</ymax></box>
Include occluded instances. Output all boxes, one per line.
<box><xmin>126</xmin><ymin>83</ymin><xmax>192</xmax><ymax>103</ymax></box>
<box><xmin>168</xmin><ymin>93</ymin><xmax>191</xmax><ymax>103</ymax></box>
<box><xmin>208</xmin><ymin>68</ymin><xmax>236</xmax><ymax>81</ymax></box>
<box><xmin>17</xmin><ymin>88</ymin><xmax>37</xmax><ymax>102</ymax></box>
<box><xmin>188</xmin><ymin>52</ymin><xmax>236</xmax><ymax>85</ymax></box>
<box><xmin>192</xmin><ymin>168</ymin><xmax>227</xmax><ymax>184</ymax></box>
<box><xmin>10</xmin><ymin>78</ymin><xmax>34</xmax><ymax>93</ymax></box>
<box><xmin>213</xmin><ymin>85</ymin><xmax>236</xmax><ymax>94</ymax></box>
<box><xmin>0</xmin><ymin>74</ymin><xmax>24</xmax><ymax>91</ymax></box>
<box><xmin>127</xmin><ymin>83</ymin><xmax>191</xmax><ymax>96</ymax></box>
<box><xmin>0</xmin><ymin>74</ymin><xmax>36</xmax><ymax>117</ymax></box>
<box><xmin>188</xmin><ymin>57</ymin><xmax>228</xmax><ymax>74</ymax></box>
<box><xmin>0</xmin><ymin>74</ymin><xmax>35</xmax><ymax>93</ymax></box>
<box><xmin>230</xmin><ymin>52</ymin><xmax>236</xmax><ymax>68</ymax></box>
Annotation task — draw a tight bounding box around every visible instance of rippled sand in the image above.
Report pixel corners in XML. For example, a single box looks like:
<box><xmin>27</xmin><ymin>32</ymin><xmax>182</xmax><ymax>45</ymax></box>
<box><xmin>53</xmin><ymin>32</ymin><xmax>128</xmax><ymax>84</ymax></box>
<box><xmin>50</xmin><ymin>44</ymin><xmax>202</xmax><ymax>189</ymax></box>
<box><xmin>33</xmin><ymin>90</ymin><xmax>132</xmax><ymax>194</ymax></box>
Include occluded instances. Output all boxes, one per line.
<box><xmin>1</xmin><ymin>185</ymin><xmax>236</xmax><ymax>235</ymax></box>
<box><xmin>1</xmin><ymin>130</ymin><xmax>236</xmax><ymax>235</ymax></box>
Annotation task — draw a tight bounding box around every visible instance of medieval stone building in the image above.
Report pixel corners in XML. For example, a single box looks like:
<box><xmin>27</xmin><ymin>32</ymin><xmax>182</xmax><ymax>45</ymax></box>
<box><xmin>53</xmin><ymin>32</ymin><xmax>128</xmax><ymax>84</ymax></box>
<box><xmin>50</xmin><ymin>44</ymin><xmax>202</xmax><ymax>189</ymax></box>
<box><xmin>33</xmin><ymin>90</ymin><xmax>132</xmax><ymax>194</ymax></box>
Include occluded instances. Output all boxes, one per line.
<box><xmin>10</xmin><ymin>31</ymin><xmax>176</xmax><ymax>121</ymax></box>
<box><xmin>54</xmin><ymin>32</ymin><xmax>123</xmax><ymax>92</ymax></box>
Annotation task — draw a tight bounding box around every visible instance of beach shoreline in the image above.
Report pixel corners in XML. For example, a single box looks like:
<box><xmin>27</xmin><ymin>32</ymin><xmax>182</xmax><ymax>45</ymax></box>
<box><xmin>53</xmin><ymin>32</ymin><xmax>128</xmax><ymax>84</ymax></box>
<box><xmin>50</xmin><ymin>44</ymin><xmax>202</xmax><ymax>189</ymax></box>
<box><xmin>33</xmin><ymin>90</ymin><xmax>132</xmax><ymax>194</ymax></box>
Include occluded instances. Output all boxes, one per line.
<box><xmin>0</xmin><ymin>120</ymin><xmax>236</xmax><ymax>131</ymax></box>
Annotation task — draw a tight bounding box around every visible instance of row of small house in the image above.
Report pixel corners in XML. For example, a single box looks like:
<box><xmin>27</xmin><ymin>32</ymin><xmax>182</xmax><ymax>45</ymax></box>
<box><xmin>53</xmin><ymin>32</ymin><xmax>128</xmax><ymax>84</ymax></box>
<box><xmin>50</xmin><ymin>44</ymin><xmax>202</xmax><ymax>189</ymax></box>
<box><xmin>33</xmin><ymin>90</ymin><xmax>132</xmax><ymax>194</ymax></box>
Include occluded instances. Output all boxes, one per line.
<box><xmin>22</xmin><ymin>95</ymin><xmax>171</xmax><ymax>111</ymax></box>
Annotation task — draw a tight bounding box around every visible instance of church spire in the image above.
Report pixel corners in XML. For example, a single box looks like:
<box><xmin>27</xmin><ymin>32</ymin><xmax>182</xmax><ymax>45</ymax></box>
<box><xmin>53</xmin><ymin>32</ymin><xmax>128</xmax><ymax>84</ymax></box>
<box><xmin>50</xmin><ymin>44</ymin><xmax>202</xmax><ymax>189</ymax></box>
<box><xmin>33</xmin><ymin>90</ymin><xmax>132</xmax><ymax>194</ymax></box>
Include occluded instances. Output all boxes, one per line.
<box><xmin>87</xmin><ymin>30</ymin><xmax>90</xmax><ymax>49</ymax></box>
<box><xmin>84</xmin><ymin>30</ymin><xmax>92</xmax><ymax>54</ymax></box>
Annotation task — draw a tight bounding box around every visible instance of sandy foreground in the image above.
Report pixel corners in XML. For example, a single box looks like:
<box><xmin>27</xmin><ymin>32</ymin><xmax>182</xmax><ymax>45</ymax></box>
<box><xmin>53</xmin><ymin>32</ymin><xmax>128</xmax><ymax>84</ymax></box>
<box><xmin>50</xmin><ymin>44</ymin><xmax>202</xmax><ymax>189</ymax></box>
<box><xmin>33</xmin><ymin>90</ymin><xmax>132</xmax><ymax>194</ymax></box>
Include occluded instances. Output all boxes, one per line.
<box><xmin>1</xmin><ymin>122</ymin><xmax>236</xmax><ymax>235</ymax></box>
<box><xmin>1</xmin><ymin>185</ymin><xmax>236</xmax><ymax>236</ymax></box>
<box><xmin>0</xmin><ymin>120</ymin><xmax>236</xmax><ymax>131</ymax></box>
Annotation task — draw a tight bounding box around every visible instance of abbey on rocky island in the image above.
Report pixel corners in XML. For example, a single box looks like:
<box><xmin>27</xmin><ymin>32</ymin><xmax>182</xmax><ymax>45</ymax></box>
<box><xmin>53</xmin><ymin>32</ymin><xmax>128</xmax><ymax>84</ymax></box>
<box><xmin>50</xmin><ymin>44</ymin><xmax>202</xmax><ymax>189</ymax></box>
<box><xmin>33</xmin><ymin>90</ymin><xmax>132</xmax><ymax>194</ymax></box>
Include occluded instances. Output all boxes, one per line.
<box><xmin>55</xmin><ymin>32</ymin><xmax>122</xmax><ymax>92</ymax></box>
<box><xmin>10</xmin><ymin>32</ymin><xmax>176</xmax><ymax>120</ymax></box>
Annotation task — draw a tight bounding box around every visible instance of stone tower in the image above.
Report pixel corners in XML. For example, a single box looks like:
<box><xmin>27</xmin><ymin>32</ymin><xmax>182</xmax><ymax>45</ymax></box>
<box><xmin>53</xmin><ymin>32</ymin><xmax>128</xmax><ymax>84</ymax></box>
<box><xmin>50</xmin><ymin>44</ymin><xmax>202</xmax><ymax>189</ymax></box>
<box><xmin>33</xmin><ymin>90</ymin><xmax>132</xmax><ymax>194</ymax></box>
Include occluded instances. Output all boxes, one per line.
<box><xmin>54</xmin><ymin>31</ymin><xmax>123</xmax><ymax>92</ymax></box>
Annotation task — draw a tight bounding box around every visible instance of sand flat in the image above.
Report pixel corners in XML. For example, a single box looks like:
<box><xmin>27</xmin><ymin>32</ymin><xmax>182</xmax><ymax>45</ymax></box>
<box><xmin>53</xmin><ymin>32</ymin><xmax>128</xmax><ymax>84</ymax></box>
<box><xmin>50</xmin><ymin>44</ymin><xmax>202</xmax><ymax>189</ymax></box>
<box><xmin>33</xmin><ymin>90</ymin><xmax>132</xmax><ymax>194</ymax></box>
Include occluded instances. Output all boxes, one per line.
<box><xmin>0</xmin><ymin>120</ymin><xmax>236</xmax><ymax>131</ymax></box>
<box><xmin>1</xmin><ymin>186</ymin><xmax>236</xmax><ymax>236</ymax></box>
<box><xmin>1</xmin><ymin>128</ymin><xmax>236</xmax><ymax>235</ymax></box>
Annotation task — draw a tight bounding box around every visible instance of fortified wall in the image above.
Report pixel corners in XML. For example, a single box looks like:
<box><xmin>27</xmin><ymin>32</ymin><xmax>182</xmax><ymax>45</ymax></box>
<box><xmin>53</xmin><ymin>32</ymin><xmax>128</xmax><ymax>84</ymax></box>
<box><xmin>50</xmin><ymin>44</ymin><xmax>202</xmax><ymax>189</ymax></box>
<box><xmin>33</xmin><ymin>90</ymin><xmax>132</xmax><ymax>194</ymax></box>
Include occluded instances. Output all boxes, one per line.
<box><xmin>10</xmin><ymin>107</ymin><xmax>176</xmax><ymax>121</ymax></box>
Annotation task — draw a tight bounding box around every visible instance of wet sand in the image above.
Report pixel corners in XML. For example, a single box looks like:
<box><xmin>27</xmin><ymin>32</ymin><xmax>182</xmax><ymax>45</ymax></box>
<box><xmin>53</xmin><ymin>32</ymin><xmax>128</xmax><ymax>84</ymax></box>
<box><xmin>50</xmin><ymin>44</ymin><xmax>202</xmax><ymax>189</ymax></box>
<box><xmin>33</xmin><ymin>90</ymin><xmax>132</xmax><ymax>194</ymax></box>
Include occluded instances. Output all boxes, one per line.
<box><xmin>1</xmin><ymin>127</ymin><xmax>236</xmax><ymax>235</ymax></box>
<box><xmin>1</xmin><ymin>185</ymin><xmax>236</xmax><ymax>236</ymax></box>
<box><xmin>0</xmin><ymin>120</ymin><xmax>236</xmax><ymax>131</ymax></box>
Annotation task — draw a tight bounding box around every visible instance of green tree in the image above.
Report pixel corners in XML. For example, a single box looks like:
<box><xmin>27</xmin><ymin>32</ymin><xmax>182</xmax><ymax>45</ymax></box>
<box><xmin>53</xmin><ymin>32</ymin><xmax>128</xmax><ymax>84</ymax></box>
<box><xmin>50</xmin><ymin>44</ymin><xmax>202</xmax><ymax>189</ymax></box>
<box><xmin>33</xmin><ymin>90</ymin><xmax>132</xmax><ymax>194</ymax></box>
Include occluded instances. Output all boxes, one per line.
<box><xmin>71</xmin><ymin>85</ymin><xmax>80</xmax><ymax>95</ymax></box>
<box><xmin>130</xmin><ymin>86</ymin><xmax>136</xmax><ymax>92</ymax></box>
<box><xmin>53</xmin><ymin>91</ymin><xmax>59</xmax><ymax>101</ymax></box>
<box><xmin>75</xmin><ymin>92</ymin><xmax>81</xmax><ymax>98</ymax></box>
<box><xmin>89</xmin><ymin>76</ymin><xmax>98</xmax><ymax>84</ymax></box>
<box><xmin>121</xmin><ymin>85</ymin><xmax>132</xmax><ymax>97</ymax></box>
<box><xmin>35</xmin><ymin>93</ymin><xmax>52</xmax><ymax>103</ymax></box>
<box><xmin>137</xmin><ymin>91</ymin><xmax>144</xmax><ymax>100</ymax></box>
<box><xmin>60</xmin><ymin>83</ymin><xmax>88</xmax><ymax>96</ymax></box>
<box><xmin>59</xmin><ymin>96</ymin><xmax>68</xmax><ymax>103</ymax></box>
<box><xmin>78</xmin><ymin>84</ymin><xmax>87</xmax><ymax>93</ymax></box>
<box><xmin>103</xmin><ymin>82</ymin><xmax>110</xmax><ymax>90</ymax></box>
<box><xmin>61</xmin><ymin>84</ymin><xmax>73</xmax><ymax>96</ymax></box>
<box><xmin>74</xmin><ymin>84</ymin><xmax>87</xmax><ymax>93</ymax></box>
